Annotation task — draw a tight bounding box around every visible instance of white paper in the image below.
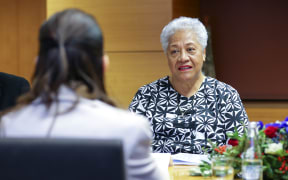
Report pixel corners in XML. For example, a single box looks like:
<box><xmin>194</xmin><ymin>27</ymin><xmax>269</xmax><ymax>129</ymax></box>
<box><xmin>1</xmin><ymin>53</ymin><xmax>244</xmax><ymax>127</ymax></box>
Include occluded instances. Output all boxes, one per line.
<box><xmin>171</xmin><ymin>153</ymin><xmax>210</xmax><ymax>165</ymax></box>
<box><xmin>152</xmin><ymin>153</ymin><xmax>172</xmax><ymax>167</ymax></box>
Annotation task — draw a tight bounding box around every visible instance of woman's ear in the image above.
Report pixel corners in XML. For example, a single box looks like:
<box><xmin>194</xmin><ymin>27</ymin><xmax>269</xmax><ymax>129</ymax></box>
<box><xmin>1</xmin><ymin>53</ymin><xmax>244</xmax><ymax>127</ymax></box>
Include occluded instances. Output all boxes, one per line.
<box><xmin>102</xmin><ymin>54</ymin><xmax>110</xmax><ymax>72</ymax></box>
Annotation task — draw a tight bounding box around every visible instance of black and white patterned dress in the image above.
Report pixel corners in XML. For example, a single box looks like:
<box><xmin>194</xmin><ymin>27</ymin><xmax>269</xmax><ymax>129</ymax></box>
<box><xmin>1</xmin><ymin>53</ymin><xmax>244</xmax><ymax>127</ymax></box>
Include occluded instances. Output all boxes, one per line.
<box><xmin>129</xmin><ymin>76</ymin><xmax>248</xmax><ymax>154</ymax></box>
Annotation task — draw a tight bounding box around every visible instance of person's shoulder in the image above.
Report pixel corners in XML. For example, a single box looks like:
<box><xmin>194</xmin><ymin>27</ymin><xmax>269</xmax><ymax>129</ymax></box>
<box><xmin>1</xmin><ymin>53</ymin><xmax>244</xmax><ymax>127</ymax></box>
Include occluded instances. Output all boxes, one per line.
<box><xmin>206</xmin><ymin>76</ymin><xmax>239</xmax><ymax>94</ymax></box>
<box><xmin>92</xmin><ymin>101</ymin><xmax>151</xmax><ymax>134</ymax></box>
<box><xmin>150</xmin><ymin>76</ymin><xmax>169</xmax><ymax>84</ymax></box>
<box><xmin>0</xmin><ymin>72</ymin><xmax>29</xmax><ymax>84</ymax></box>
<box><xmin>1</xmin><ymin>102</ymin><xmax>38</xmax><ymax>126</ymax></box>
<box><xmin>0</xmin><ymin>72</ymin><xmax>26</xmax><ymax>81</ymax></box>
<box><xmin>136</xmin><ymin>76</ymin><xmax>169</xmax><ymax>93</ymax></box>
<box><xmin>91</xmin><ymin>100</ymin><xmax>149</xmax><ymax>125</ymax></box>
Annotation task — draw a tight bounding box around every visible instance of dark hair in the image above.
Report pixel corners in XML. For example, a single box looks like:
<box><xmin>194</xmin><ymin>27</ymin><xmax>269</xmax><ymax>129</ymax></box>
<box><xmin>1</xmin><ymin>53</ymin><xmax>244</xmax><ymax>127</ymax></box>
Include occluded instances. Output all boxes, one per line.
<box><xmin>17</xmin><ymin>9</ymin><xmax>115</xmax><ymax>110</ymax></box>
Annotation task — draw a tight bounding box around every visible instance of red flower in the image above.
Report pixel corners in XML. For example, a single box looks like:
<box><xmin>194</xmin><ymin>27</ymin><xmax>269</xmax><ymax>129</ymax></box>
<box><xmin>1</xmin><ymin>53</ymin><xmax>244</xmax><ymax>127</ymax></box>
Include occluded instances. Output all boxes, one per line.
<box><xmin>214</xmin><ymin>145</ymin><xmax>227</xmax><ymax>154</ymax></box>
<box><xmin>228</xmin><ymin>139</ymin><xmax>239</xmax><ymax>146</ymax></box>
<box><xmin>264</xmin><ymin>126</ymin><xmax>278</xmax><ymax>138</ymax></box>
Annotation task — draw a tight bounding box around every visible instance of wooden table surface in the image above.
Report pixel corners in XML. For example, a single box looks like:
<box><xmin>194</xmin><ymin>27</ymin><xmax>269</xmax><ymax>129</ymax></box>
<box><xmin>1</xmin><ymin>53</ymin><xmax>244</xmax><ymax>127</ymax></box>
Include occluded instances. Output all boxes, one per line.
<box><xmin>168</xmin><ymin>165</ymin><xmax>211</xmax><ymax>180</ymax></box>
<box><xmin>169</xmin><ymin>165</ymin><xmax>241</xmax><ymax>180</ymax></box>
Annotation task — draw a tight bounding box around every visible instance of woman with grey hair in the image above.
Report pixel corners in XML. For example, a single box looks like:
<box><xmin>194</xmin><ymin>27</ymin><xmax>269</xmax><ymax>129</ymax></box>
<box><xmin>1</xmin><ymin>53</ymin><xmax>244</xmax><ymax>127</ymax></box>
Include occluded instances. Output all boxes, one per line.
<box><xmin>129</xmin><ymin>17</ymin><xmax>248</xmax><ymax>154</ymax></box>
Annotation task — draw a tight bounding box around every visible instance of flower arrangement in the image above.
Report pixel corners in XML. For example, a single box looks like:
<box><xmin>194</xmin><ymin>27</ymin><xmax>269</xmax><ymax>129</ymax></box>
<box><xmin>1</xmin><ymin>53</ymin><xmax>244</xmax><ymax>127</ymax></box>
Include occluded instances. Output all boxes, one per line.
<box><xmin>199</xmin><ymin>117</ymin><xmax>288</xmax><ymax>180</ymax></box>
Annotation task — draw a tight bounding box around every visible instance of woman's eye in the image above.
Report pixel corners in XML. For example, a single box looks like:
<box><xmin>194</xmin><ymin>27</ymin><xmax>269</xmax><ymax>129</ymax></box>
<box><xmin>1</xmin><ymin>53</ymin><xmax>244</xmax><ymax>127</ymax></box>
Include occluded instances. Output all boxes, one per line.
<box><xmin>171</xmin><ymin>50</ymin><xmax>178</xmax><ymax>54</ymax></box>
<box><xmin>187</xmin><ymin>48</ymin><xmax>195</xmax><ymax>52</ymax></box>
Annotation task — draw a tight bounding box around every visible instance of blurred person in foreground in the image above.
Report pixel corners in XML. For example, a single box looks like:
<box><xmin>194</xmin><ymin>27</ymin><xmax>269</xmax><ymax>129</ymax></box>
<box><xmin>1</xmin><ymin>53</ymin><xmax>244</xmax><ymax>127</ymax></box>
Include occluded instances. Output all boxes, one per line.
<box><xmin>129</xmin><ymin>17</ymin><xmax>248</xmax><ymax>154</ymax></box>
<box><xmin>0</xmin><ymin>72</ymin><xmax>30</xmax><ymax>111</ymax></box>
<box><xmin>0</xmin><ymin>9</ymin><xmax>168</xmax><ymax>180</ymax></box>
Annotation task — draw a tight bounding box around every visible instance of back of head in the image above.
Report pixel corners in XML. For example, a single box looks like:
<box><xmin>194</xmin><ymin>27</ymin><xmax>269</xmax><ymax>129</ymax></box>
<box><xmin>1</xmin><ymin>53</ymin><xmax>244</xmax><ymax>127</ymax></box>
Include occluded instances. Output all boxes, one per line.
<box><xmin>160</xmin><ymin>17</ymin><xmax>208</xmax><ymax>53</ymax></box>
<box><xmin>19</xmin><ymin>9</ymin><xmax>115</xmax><ymax>109</ymax></box>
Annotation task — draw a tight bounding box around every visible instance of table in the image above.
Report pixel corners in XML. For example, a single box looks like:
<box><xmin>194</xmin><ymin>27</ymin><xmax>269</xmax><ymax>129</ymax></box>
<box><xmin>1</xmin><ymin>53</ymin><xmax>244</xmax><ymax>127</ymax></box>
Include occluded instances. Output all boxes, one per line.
<box><xmin>168</xmin><ymin>165</ymin><xmax>241</xmax><ymax>180</ymax></box>
<box><xmin>168</xmin><ymin>165</ymin><xmax>211</xmax><ymax>180</ymax></box>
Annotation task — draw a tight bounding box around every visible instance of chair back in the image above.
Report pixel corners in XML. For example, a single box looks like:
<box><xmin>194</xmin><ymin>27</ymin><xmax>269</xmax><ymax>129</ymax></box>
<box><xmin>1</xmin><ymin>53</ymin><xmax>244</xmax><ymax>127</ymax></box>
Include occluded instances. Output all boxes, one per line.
<box><xmin>0</xmin><ymin>138</ymin><xmax>126</xmax><ymax>180</ymax></box>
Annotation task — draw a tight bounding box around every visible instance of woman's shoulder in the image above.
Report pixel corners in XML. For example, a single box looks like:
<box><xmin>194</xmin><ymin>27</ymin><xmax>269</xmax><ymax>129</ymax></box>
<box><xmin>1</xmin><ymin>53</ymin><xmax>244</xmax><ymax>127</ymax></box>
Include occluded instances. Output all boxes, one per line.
<box><xmin>205</xmin><ymin>76</ymin><xmax>239</xmax><ymax>94</ymax></box>
<box><xmin>2</xmin><ymin>100</ymin><xmax>150</xmax><ymax>135</ymax></box>
<box><xmin>136</xmin><ymin>76</ymin><xmax>170</xmax><ymax>93</ymax></box>
<box><xmin>90</xmin><ymin>101</ymin><xmax>152</xmax><ymax>137</ymax></box>
<box><xmin>89</xmin><ymin>100</ymin><xmax>149</xmax><ymax>126</ymax></box>
<box><xmin>0</xmin><ymin>102</ymin><xmax>45</xmax><ymax>129</ymax></box>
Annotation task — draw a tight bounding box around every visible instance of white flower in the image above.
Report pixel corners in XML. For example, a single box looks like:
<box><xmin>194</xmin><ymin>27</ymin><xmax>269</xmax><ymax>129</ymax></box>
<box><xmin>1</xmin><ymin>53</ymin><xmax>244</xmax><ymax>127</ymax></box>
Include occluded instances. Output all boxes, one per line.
<box><xmin>264</xmin><ymin>143</ymin><xmax>283</xmax><ymax>155</ymax></box>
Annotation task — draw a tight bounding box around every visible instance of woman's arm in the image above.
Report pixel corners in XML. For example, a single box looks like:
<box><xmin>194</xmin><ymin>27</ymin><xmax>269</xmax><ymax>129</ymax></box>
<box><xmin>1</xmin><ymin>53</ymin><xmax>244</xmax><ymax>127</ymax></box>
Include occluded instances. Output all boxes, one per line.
<box><xmin>129</xmin><ymin>86</ymin><xmax>151</xmax><ymax>117</ymax></box>
<box><xmin>223</xmin><ymin>89</ymin><xmax>249</xmax><ymax>137</ymax></box>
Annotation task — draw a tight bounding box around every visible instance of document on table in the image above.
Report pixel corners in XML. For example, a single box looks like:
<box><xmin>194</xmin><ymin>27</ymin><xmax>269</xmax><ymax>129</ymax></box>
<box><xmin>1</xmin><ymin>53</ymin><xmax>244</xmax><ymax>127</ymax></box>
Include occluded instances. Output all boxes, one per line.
<box><xmin>171</xmin><ymin>153</ymin><xmax>210</xmax><ymax>165</ymax></box>
<box><xmin>152</xmin><ymin>153</ymin><xmax>173</xmax><ymax>168</ymax></box>
<box><xmin>151</xmin><ymin>153</ymin><xmax>171</xmax><ymax>179</ymax></box>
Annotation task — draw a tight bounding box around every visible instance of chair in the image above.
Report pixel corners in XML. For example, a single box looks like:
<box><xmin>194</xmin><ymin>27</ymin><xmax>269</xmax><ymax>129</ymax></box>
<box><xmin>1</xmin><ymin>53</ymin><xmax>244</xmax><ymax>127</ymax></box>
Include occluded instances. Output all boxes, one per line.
<box><xmin>0</xmin><ymin>138</ymin><xmax>126</xmax><ymax>180</ymax></box>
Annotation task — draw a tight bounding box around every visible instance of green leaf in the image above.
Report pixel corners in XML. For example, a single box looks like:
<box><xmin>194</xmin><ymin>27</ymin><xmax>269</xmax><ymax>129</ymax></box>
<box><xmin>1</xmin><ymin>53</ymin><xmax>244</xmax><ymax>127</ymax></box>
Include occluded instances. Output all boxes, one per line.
<box><xmin>281</xmin><ymin>175</ymin><xmax>288</xmax><ymax>179</ymax></box>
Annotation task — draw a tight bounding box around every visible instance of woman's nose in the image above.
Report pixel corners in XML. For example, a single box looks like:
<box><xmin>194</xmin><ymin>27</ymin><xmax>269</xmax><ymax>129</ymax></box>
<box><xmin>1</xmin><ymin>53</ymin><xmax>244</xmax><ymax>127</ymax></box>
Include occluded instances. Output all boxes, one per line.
<box><xmin>178</xmin><ymin>50</ymin><xmax>189</xmax><ymax>61</ymax></box>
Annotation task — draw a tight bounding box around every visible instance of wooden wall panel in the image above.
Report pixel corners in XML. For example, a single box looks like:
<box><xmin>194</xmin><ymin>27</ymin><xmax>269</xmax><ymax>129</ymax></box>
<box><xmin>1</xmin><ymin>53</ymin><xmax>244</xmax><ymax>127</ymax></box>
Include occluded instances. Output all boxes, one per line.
<box><xmin>172</xmin><ymin>0</ymin><xmax>200</xmax><ymax>18</ymax></box>
<box><xmin>18</xmin><ymin>0</ymin><xmax>46</xmax><ymax>81</ymax></box>
<box><xmin>0</xmin><ymin>0</ymin><xmax>18</xmax><ymax>75</ymax></box>
<box><xmin>0</xmin><ymin>0</ymin><xmax>46</xmax><ymax>82</ymax></box>
<box><xmin>47</xmin><ymin>0</ymin><xmax>172</xmax><ymax>51</ymax></box>
<box><xmin>106</xmin><ymin>52</ymin><xmax>170</xmax><ymax>108</ymax></box>
<box><xmin>244</xmin><ymin>102</ymin><xmax>288</xmax><ymax>124</ymax></box>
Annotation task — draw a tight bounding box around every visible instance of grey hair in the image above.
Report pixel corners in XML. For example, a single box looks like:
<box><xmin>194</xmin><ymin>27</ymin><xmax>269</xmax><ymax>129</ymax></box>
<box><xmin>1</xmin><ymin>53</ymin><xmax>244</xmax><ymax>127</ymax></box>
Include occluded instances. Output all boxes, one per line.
<box><xmin>160</xmin><ymin>17</ymin><xmax>208</xmax><ymax>53</ymax></box>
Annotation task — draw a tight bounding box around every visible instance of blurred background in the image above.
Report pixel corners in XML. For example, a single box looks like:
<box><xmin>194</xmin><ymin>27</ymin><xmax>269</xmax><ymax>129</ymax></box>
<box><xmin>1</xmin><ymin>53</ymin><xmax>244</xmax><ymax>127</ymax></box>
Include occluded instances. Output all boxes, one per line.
<box><xmin>0</xmin><ymin>0</ymin><xmax>287</xmax><ymax>123</ymax></box>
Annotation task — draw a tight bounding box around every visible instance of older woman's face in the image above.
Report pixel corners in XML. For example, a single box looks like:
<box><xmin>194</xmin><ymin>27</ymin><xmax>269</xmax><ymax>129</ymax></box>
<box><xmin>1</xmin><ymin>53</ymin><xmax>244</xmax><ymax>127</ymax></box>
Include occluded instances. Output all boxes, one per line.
<box><xmin>166</xmin><ymin>30</ymin><xmax>205</xmax><ymax>82</ymax></box>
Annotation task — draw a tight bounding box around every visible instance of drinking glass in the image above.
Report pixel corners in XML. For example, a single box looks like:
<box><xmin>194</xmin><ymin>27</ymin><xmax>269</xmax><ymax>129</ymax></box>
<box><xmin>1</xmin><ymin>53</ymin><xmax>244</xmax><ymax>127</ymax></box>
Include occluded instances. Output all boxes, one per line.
<box><xmin>212</xmin><ymin>156</ymin><xmax>234</xmax><ymax>180</ymax></box>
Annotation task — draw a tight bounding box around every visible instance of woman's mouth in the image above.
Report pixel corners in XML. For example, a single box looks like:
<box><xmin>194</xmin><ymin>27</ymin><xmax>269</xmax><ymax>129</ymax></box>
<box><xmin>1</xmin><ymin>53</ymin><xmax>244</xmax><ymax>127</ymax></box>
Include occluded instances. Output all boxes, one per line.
<box><xmin>178</xmin><ymin>65</ymin><xmax>192</xmax><ymax>71</ymax></box>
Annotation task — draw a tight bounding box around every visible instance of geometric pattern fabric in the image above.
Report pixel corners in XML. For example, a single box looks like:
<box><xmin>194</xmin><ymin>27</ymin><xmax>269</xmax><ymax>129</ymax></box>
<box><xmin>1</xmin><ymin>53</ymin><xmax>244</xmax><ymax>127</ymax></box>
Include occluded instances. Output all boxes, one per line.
<box><xmin>129</xmin><ymin>76</ymin><xmax>248</xmax><ymax>154</ymax></box>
